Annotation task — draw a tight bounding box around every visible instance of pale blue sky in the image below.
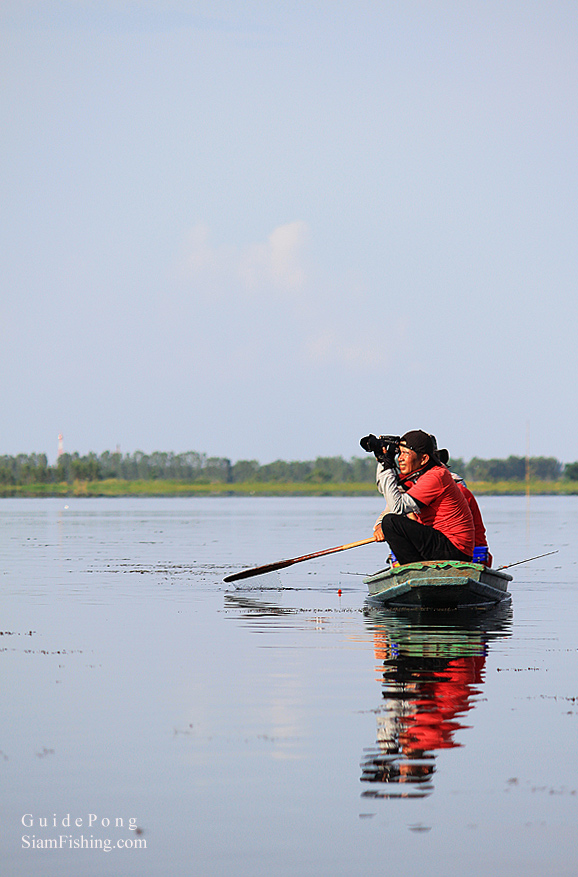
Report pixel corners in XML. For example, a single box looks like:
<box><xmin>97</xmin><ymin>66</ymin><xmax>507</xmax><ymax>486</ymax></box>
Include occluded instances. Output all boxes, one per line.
<box><xmin>2</xmin><ymin>1</ymin><xmax>577</xmax><ymax>463</ymax></box>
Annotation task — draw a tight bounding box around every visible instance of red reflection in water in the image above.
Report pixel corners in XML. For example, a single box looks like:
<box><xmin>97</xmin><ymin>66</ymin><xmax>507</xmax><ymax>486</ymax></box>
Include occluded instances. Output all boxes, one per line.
<box><xmin>396</xmin><ymin>655</ymin><xmax>485</xmax><ymax>752</ymax></box>
<box><xmin>361</xmin><ymin>623</ymin><xmax>489</xmax><ymax>798</ymax></box>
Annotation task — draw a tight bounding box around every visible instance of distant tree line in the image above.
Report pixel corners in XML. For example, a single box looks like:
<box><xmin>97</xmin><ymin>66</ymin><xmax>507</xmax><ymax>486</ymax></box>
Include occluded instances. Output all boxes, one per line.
<box><xmin>449</xmin><ymin>455</ymin><xmax>566</xmax><ymax>481</ymax></box>
<box><xmin>0</xmin><ymin>451</ymin><xmax>577</xmax><ymax>486</ymax></box>
<box><xmin>0</xmin><ymin>451</ymin><xmax>376</xmax><ymax>485</ymax></box>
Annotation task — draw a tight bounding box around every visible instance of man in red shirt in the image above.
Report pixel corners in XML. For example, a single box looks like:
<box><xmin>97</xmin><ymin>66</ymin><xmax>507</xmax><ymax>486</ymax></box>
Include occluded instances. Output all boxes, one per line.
<box><xmin>436</xmin><ymin>446</ymin><xmax>493</xmax><ymax>566</ymax></box>
<box><xmin>372</xmin><ymin>430</ymin><xmax>474</xmax><ymax>565</ymax></box>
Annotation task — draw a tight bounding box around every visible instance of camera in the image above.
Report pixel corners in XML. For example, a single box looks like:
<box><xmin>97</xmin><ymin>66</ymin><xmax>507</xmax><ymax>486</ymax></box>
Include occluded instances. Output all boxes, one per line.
<box><xmin>359</xmin><ymin>434</ymin><xmax>400</xmax><ymax>455</ymax></box>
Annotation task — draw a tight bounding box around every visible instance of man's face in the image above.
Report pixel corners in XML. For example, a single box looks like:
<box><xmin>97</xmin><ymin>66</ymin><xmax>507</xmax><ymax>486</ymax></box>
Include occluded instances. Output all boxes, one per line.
<box><xmin>398</xmin><ymin>444</ymin><xmax>428</xmax><ymax>477</ymax></box>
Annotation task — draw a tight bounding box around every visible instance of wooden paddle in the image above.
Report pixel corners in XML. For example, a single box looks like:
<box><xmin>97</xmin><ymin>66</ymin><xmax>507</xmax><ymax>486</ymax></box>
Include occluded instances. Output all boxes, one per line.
<box><xmin>223</xmin><ymin>536</ymin><xmax>377</xmax><ymax>583</ymax></box>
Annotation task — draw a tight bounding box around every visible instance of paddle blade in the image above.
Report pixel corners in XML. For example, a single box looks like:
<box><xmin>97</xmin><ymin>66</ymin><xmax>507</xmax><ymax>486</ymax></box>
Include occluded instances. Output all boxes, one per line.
<box><xmin>223</xmin><ymin>558</ymin><xmax>295</xmax><ymax>583</ymax></box>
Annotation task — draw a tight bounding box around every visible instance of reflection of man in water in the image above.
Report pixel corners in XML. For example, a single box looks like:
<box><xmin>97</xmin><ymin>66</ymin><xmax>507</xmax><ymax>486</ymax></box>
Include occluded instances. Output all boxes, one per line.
<box><xmin>395</xmin><ymin>654</ymin><xmax>485</xmax><ymax>750</ymax></box>
<box><xmin>361</xmin><ymin>629</ymin><xmax>486</xmax><ymax>797</ymax></box>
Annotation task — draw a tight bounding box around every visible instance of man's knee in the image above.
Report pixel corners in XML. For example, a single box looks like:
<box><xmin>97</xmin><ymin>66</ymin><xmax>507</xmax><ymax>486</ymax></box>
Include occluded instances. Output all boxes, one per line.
<box><xmin>380</xmin><ymin>513</ymin><xmax>399</xmax><ymax>539</ymax></box>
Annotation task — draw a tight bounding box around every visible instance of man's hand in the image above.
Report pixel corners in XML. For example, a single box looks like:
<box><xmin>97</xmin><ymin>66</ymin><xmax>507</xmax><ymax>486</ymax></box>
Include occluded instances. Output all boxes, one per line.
<box><xmin>373</xmin><ymin>513</ymin><xmax>386</xmax><ymax>541</ymax></box>
<box><xmin>376</xmin><ymin>442</ymin><xmax>397</xmax><ymax>469</ymax></box>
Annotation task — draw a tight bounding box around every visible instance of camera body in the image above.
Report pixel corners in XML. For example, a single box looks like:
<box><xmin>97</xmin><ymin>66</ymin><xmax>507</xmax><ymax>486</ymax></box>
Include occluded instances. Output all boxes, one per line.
<box><xmin>359</xmin><ymin>434</ymin><xmax>400</xmax><ymax>455</ymax></box>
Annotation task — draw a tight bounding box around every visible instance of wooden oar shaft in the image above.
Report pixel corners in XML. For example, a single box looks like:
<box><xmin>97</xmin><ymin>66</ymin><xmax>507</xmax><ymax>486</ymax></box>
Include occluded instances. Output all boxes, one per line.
<box><xmin>223</xmin><ymin>536</ymin><xmax>377</xmax><ymax>583</ymax></box>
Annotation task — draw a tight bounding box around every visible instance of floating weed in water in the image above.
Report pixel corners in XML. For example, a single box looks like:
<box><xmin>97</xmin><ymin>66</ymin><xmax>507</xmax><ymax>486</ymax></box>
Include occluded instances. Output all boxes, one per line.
<box><xmin>506</xmin><ymin>777</ymin><xmax>577</xmax><ymax>796</ymax></box>
<box><xmin>496</xmin><ymin>667</ymin><xmax>542</xmax><ymax>672</ymax></box>
<box><xmin>0</xmin><ymin>630</ymin><xmax>36</xmax><ymax>636</ymax></box>
<box><xmin>173</xmin><ymin>724</ymin><xmax>194</xmax><ymax>737</ymax></box>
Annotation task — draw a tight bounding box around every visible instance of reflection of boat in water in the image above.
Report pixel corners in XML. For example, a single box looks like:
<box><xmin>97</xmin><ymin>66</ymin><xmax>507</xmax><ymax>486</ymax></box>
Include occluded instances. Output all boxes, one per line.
<box><xmin>364</xmin><ymin>560</ymin><xmax>512</xmax><ymax>610</ymax></box>
<box><xmin>360</xmin><ymin>603</ymin><xmax>513</xmax><ymax>799</ymax></box>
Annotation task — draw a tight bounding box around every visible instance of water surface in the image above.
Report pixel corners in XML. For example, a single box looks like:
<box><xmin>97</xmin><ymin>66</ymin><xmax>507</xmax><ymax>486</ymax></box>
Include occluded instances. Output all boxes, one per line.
<box><xmin>2</xmin><ymin>496</ymin><xmax>577</xmax><ymax>876</ymax></box>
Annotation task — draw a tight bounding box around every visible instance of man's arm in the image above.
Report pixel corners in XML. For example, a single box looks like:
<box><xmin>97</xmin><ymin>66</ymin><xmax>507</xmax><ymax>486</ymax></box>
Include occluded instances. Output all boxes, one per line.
<box><xmin>376</xmin><ymin>465</ymin><xmax>421</xmax><ymax>515</ymax></box>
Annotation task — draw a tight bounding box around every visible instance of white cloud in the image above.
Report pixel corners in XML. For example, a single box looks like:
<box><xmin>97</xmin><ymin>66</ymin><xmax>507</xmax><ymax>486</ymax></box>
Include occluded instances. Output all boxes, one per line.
<box><xmin>238</xmin><ymin>221</ymin><xmax>309</xmax><ymax>294</ymax></box>
<box><xmin>173</xmin><ymin>220</ymin><xmax>397</xmax><ymax>375</ymax></box>
<box><xmin>305</xmin><ymin>329</ymin><xmax>390</xmax><ymax>369</ymax></box>
<box><xmin>174</xmin><ymin>223</ymin><xmax>237</xmax><ymax>289</ymax></box>
<box><xmin>175</xmin><ymin>221</ymin><xmax>309</xmax><ymax>300</ymax></box>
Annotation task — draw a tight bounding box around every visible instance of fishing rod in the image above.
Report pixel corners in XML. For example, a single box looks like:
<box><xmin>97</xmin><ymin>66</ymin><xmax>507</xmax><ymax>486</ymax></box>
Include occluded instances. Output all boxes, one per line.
<box><xmin>497</xmin><ymin>550</ymin><xmax>558</xmax><ymax>571</ymax></box>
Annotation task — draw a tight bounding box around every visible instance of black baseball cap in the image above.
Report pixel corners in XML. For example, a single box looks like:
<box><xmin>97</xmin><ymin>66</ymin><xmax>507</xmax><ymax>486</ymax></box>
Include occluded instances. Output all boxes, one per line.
<box><xmin>399</xmin><ymin>430</ymin><xmax>435</xmax><ymax>456</ymax></box>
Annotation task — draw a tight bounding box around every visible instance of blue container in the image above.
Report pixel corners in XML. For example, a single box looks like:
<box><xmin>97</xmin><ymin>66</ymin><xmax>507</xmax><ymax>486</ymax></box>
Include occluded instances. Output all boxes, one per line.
<box><xmin>472</xmin><ymin>546</ymin><xmax>489</xmax><ymax>565</ymax></box>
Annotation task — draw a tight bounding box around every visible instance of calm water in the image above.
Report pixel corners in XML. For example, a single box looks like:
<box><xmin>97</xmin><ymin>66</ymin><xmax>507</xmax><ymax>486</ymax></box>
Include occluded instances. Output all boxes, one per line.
<box><xmin>2</xmin><ymin>495</ymin><xmax>577</xmax><ymax>877</ymax></box>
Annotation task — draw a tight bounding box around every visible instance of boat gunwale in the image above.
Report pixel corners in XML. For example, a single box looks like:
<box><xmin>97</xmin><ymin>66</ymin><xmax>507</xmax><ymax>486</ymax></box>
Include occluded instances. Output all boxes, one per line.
<box><xmin>363</xmin><ymin>560</ymin><xmax>513</xmax><ymax>587</ymax></box>
<box><xmin>363</xmin><ymin>559</ymin><xmax>512</xmax><ymax>609</ymax></box>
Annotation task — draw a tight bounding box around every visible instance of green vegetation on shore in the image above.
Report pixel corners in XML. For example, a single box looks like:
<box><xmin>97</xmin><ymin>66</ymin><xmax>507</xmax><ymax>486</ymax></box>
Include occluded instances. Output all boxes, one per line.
<box><xmin>2</xmin><ymin>448</ymin><xmax>578</xmax><ymax>497</ymax></box>
<box><xmin>2</xmin><ymin>478</ymin><xmax>578</xmax><ymax>498</ymax></box>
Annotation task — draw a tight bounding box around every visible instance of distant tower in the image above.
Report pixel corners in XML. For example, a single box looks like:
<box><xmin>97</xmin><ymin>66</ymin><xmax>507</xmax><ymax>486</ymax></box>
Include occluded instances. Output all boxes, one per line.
<box><xmin>57</xmin><ymin>434</ymin><xmax>64</xmax><ymax>458</ymax></box>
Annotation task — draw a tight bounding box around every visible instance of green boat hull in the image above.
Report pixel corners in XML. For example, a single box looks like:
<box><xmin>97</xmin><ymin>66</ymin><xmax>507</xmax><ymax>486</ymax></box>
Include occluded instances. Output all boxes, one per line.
<box><xmin>364</xmin><ymin>560</ymin><xmax>512</xmax><ymax>610</ymax></box>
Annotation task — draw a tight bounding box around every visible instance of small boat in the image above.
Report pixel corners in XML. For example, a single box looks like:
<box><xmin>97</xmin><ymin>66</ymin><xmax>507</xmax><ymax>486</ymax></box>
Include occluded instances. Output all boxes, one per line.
<box><xmin>364</xmin><ymin>560</ymin><xmax>512</xmax><ymax>610</ymax></box>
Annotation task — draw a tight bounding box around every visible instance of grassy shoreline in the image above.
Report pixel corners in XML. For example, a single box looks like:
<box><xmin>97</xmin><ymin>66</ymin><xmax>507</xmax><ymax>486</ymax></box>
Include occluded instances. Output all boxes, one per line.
<box><xmin>1</xmin><ymin>479</ymin><xmax>578</xmax><ymax>498</ymax></box>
